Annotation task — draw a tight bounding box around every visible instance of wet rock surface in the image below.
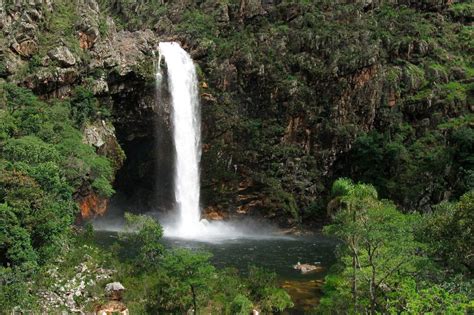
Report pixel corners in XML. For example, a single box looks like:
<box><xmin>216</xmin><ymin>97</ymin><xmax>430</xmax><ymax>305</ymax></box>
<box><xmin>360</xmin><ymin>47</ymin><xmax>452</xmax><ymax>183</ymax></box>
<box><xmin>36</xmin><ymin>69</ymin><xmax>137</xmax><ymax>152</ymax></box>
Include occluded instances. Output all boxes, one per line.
<box><xmin>293</xmin><ymin>262</ymin><xmax>324</xmax><ymax>274</ymax></box>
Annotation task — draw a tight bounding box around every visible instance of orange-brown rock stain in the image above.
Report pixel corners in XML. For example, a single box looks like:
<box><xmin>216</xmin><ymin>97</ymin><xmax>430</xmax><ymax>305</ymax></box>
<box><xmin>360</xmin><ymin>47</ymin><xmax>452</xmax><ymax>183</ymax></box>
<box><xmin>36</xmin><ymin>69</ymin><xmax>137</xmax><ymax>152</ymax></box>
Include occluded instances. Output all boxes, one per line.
<box><xmin>202</xmin><ymin>206</ymin><xmax>227</xmax><ymax>221</ymax></box>
<box><xmin>79</xmin><ymin>193</ymin><xmax>108</xmax><ymax>220</ymax></box>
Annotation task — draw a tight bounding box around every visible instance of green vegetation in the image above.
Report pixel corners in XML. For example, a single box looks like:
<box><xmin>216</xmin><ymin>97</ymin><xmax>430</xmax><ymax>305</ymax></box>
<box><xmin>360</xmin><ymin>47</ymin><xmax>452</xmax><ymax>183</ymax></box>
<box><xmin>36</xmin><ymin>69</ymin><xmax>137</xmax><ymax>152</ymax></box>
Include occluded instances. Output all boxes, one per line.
<box><xmin>342</xmin><ymin>115</ymin><xmax>473</xmax><ymax>209</ymax></box>
<box><xmin>442</xmin><ymin>81</ymin><xmax>470</xmax><ymax>102</ymax></box>
<box><xmin>97</xmin><ymin>0</ymin><xmax>168</xmax><ymax>30</ymax></box>
<box><xmin>70</xmin><ymin>86</ymin><xmax>109</xmax><ymax>128</ymax></box>
<box><xmin>0</xmin><ymin>83</ymin><xmax>114</xmax><ymax>308</ymax></box>
<box><xmin>449</xmin><ymin>2</ymin><xmax>474</xmax><ymax>21</ymax></box>
<box><xmin>1</xmin><ymin>0</ymin><xmax>473</xmax><ymax>312</ymax></box>
<box><xmin>177</xmin><ymin>10</ymin><xmax>219</xmax><ymax>40</ymax></box>
<box><xmin>0</xmin><ymin>61</ymin><xmax>7</xmax><ymax>78</ymax></box>
<box><xmin>318</xmin><ymin>179</ymin><xmax>473</xmax><ymax>314</ymax></box>
<box><xmin>37</xmin><ymin>1</ymin><xmax>81</xmax><ymax>56</ymax></box>
<box><xmin>419</xmin><ymin>191</ymin><xmax>474</xmax><ymax>274</ymax></box>
<box><xmin>1</xmin><ymin>204</ymin><xmax>294</xmax><ymax>313</ymax></box>
<box><xmin>101</xmin><ymin>214</ymin><xmax>293</xmax><ymax>314</ymax></box>
<box><xmin>10</xmin><ymin>0</ymin><xmax>471</xmax><ymax>219</ymax></box>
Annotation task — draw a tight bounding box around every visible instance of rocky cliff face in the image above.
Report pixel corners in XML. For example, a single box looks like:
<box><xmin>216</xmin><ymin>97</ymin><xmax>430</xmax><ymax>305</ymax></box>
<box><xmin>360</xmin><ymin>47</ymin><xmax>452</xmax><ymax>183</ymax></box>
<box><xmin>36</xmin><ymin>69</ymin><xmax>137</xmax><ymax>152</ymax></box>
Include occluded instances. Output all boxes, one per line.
<box><xmin>1</xmin><ymin>0</ymin><xmax>472</xmax><ymax>224</ymax></box>
<box><xmin>148</xmin><ymin>0</ymin><xmax>471</xmax><ymax>222</ymax></box>
<box><xmin>0</xmin><ymin>0</ymin><xmax>160</xmax><ymax>218</ymax></box>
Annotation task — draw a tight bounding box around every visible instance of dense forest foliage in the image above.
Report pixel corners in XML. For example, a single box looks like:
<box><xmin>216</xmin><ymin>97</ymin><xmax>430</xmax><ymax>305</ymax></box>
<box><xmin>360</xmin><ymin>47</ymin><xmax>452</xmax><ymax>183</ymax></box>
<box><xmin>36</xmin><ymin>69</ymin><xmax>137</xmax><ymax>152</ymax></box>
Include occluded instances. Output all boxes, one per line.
<box><xmin>0</xmin><ymin>83</ymin><xmax>114</xmax><ymax>306</ymax></box>
<box><xmin>0</xmin><ymin>0</ymin><xmax>473</xmax><ymax>313</ymax></box>
<box><xmin>319</xmin><ymin>179</ymin><xmax>473</xmax><ymax>313</ymax></box>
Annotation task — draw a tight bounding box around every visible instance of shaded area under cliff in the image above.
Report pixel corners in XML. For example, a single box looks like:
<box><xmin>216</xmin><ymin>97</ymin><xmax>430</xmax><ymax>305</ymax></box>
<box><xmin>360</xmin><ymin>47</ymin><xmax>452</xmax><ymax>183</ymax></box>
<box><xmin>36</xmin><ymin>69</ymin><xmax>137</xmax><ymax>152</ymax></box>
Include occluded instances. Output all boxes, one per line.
<box><xmin>106</xmin><ymin>78</ymin><xmax>175</xmax><ymax>217</ymax></box>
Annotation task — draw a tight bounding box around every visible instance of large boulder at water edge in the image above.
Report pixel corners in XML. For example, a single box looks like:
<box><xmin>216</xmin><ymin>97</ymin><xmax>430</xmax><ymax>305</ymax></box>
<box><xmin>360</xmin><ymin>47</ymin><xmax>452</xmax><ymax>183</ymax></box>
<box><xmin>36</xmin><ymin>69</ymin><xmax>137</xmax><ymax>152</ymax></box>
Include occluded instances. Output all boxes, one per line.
<box><xmin>293</xmin><ymin>262</ymin><xmax>323</xmax><ymax>274</ymax></box>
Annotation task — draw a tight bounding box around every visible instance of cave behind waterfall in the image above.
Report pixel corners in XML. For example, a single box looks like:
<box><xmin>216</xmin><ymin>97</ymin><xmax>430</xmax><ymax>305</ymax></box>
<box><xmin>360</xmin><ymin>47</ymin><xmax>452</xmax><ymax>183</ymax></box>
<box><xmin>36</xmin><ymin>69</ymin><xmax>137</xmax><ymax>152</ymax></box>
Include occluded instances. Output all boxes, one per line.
<box><xmin>107</xmin><ymin>74</ymin><xmax>174</xmax><ymax>217</ymax></box>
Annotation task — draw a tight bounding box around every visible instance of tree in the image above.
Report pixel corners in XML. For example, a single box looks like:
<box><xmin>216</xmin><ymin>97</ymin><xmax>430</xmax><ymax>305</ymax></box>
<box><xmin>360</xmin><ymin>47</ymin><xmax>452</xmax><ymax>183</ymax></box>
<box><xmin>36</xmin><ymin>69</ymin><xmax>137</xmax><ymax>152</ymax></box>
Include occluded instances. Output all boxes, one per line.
<box><xmin>246</xmin><ymin>266</ymin><xmax>293</xmax><ymax>313</ymax></box>
<box><xmin>120</xmin><ymin>213</ymin><xmax>164</xmax><ymax>269</ymax></box>
<box><xmin>419</xmin><ymin>190</ymin><xmax>474</xmax><ymax>274</ymax></box>
<box><xmin>70</xmin><ymin>86</ymin><xmax>103</xmax><ymax>127</ymax></box>
<box><xmin>326</xmin><ymin>178</ymin><xmax>379</xmax><ymax>310</ymax></box>
<box><xmin>0</xmin><ymin>83</ymin><xmax>117</xmax><ymax>310</ymax></box>
<box><xmin>212</xmin><ymin>268</ymin><xmax>249</xmax><ymax>314</ymax></box>
<box><xmin>230</xmin><ymin>294</ymin><xmax>253</xmax><ymax>315</ymax></box>
<box><xmin>386</xmin><ymin>277</ymin><xmax>471</xmax><ymax>313</ymax></box>
<box><xmin>0</xmin><ymin>203</ymin><xmax>38</xmax><ymax>269</ymax></box>
<box><xmin>115</xmin><ymin>215</ymin><xmax>293</xmax><ymax>314</ymax></box>
<box><xmin>159</xmin><ymin>249</ymin><xmax>215</xmax><ymax>314</ymax></box>
<box><xmin>3</xmin><ymin>136</ymin><xmax>60</xmax><ymax>165</ymax></box>
<box><xmin>0</xmin><ymin>266</ymin><xmax>37</xmax><ymax>310</ymax></box>
<box><xmin>323</xmin><ymin>179</ymin><xmax>424</xmax><ymax>314</ymax></box>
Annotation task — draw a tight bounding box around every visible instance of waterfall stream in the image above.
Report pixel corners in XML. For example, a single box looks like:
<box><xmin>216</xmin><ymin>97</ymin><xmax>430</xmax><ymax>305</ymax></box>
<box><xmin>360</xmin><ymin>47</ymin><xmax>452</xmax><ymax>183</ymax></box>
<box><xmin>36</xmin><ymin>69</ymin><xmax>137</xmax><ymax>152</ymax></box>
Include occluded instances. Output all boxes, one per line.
<box><xmin>158</xmin><ymin>42</ymin><xmax>202</xmax><ymax>237</ymax></box>
<box><xmin>156</xmin><ymin>42</ymin><xmax>284</xmax><ymax>241</ymax></box>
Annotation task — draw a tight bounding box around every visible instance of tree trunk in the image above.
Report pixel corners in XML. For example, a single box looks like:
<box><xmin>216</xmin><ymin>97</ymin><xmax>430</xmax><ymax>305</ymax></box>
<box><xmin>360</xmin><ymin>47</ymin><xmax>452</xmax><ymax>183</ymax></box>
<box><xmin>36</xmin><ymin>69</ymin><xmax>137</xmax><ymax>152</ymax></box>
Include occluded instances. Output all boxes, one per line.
<box><xmin>352</xmin><ymin>251</ymin><xmax>357</xmax><ymax>309</ymax></box>
<box><xmin>351</xmin><ymin>207</ymin><xmax>358</xmax><ymax>312</ymax></box>
<box><xmin>191</xmin><ymin>285</ymin><xmax>198</xmax><ymax>314</ymax></box>
<box><xmin>369</xmin><ymin>253</ymin><xmax>376</xmax><ymax>315</ymax></box>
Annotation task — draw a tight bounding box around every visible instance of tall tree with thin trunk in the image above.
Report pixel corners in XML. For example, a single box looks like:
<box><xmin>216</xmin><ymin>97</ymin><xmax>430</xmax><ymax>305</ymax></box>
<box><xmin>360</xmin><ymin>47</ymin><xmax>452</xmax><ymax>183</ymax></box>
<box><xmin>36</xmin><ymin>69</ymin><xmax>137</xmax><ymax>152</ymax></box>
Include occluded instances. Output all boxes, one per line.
<box><xmin>160</xmin><ymin>248</ymin><xmax>215</xmax><ymax>314</ymax></box>
<box><xmin>324</xmin><ymin>178</ymin><xmax>423</xmax><ymax>314</ymax></box>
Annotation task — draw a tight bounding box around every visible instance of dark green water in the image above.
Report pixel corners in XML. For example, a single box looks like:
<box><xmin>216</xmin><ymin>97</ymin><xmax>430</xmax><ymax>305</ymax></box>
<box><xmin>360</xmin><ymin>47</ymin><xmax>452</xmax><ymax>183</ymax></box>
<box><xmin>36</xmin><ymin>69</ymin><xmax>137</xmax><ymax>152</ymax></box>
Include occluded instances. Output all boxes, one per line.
<box><xmin>94</xmin><ymin>231</ymin><xmax>338</xmax><ymax>313</ymax></box>
<box><xmin>164</xmin><ymin>236</ymin><xmax>337</xmax><ymax>280</ymax></box>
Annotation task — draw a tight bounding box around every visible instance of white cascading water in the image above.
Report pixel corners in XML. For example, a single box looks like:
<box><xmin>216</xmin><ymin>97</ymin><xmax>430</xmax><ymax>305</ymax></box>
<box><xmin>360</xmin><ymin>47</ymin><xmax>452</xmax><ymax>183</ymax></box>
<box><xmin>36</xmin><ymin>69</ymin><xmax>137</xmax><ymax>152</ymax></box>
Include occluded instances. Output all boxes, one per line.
<box><xmin>93</xmin><ymin>43</ymin><xmax>289</xmax><ymax>241</ymax></box>
<box><xmin>158</xmin><ymin>42</ymin><xmax>202</xmax><ymax>237</ymax></box>
<box><xmin>156</xmin><ymin>42</ymin><xmax>287</xmax><ymax>241</ymax></box>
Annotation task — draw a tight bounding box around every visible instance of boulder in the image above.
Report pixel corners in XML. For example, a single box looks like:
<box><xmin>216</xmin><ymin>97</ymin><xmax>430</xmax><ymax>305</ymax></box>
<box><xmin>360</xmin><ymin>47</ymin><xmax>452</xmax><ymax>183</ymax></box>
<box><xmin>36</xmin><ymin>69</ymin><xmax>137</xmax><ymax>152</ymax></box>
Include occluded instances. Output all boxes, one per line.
<box><xmin>96</xmin><ymin>301</ymin><xmax>129</xmax><ymax>315</ymax></box>
<box><xmin>48</xmin><ymin>46</ymin><xmax>76</xmax><ymax>67</ymax></box>
<box><xmin>3</xmin><ymin>52</ymin><xmax>25</xmax><ymax>75</ymax></box>
<box><xmin>77</xmin><ymin>0</ymin><xmax>101</xmax><ymax>50</ymax></box>
<box><xmin>24</xmin><ymin>67</ymin><xmax>79</xmax><ymax>95</ymax></box>
<box><xmin>203</xmin><ymin>206</ymin><xmax>226</xmax><ymax>221</ymax></box>
<box><xmin>90</xmin><ymin>29</ymin><xmax>157</xmax><ymax>75</ymax></box>
<box><xmin>78</xmin><ymin>191</ymin><xmax>108</xmax><ymax>219</ymax></box>
<box><xmin>79</xmin><ymin>28</ymin><xmax>100</xmax><ymax>50</ymax></box>
<box><xmin>82</xmin><ymin>120</ymin><xmax>124</xmax><ymax>170</ymax></box>
<box><xmin>96</xmin><ymin>282</ymin><xmax>128</xmax><ymax>315</ymax></box>
<box><xmin>293</xmin><ymin>262</ymin><xmax>323</xmax><ymax>274</ymax></box>
<box><xmin>11</xmin><ymin>39</ymin><xmax>38</xmax><ymax>57</ymax></box>
<box><xmin>91</xmin><ymin>77</ymin><xmax>109</xmax><ymax>95</ymax></box>
<box><xmin>37</xmin><ymin>258</ymin><xmax>115</xmax><ymax>312</ymax></box>
<box><xmin>105</xmin><ymin>282</ymin><xmax>125</xmax><ymax>301</ymax></box>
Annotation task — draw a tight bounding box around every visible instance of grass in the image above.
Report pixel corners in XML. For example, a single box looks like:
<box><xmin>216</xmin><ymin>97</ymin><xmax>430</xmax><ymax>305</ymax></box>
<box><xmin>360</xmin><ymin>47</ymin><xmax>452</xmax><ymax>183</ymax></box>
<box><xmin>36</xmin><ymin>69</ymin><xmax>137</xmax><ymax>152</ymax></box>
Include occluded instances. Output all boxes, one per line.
<box><xmin>442</xmin><ymin>82</ymin><xmax>468</xmax><ymax>102</ymax></box>
<box><xmin>38</xmin><ymin>1</ymin><xmax>80</xmax><ymax>56</ymax></box>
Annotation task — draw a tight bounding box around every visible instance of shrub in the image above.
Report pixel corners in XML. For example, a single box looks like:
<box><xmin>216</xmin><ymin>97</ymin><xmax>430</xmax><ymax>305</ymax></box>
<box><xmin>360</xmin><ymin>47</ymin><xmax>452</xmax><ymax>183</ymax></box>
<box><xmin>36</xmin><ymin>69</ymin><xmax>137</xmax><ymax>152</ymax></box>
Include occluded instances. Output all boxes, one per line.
<box><xmin>230</xmin><ymin>294</ymin><xmax>254</xmax><ymax>315</ymax></box>
<box><xmin>0</xmin><ymin>83</ymin><xmax>115</xmax><ymax>275</ymax></box>
<box><xmin>3</xmin><ymin>136</ymin><xmax>60</xmax><ymax>165</ymax></box>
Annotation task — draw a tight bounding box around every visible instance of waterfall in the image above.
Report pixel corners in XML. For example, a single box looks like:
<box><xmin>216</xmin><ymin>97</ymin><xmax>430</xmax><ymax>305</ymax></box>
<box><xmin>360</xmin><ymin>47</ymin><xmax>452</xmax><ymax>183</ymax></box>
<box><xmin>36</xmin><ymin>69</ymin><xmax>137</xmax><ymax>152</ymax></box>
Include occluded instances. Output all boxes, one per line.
<box><xmin>94</xmin><ymin>44</ymin><xmax>284</xmax><ymax>241</ymax></box>
<box><xmin>158</xmin><ymin>42</ymin><xmax>201</xmax><ymax>237</ymax></box>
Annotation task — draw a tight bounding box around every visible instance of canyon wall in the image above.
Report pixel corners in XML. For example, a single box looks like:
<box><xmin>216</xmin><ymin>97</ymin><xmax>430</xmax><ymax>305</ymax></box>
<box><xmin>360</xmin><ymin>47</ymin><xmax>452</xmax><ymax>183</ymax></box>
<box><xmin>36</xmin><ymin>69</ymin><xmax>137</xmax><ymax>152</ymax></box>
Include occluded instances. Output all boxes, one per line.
<box><xmin>1</xmin><ymin>0</ymin><xmax>472</xmax><ymax>224</ymax></box>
